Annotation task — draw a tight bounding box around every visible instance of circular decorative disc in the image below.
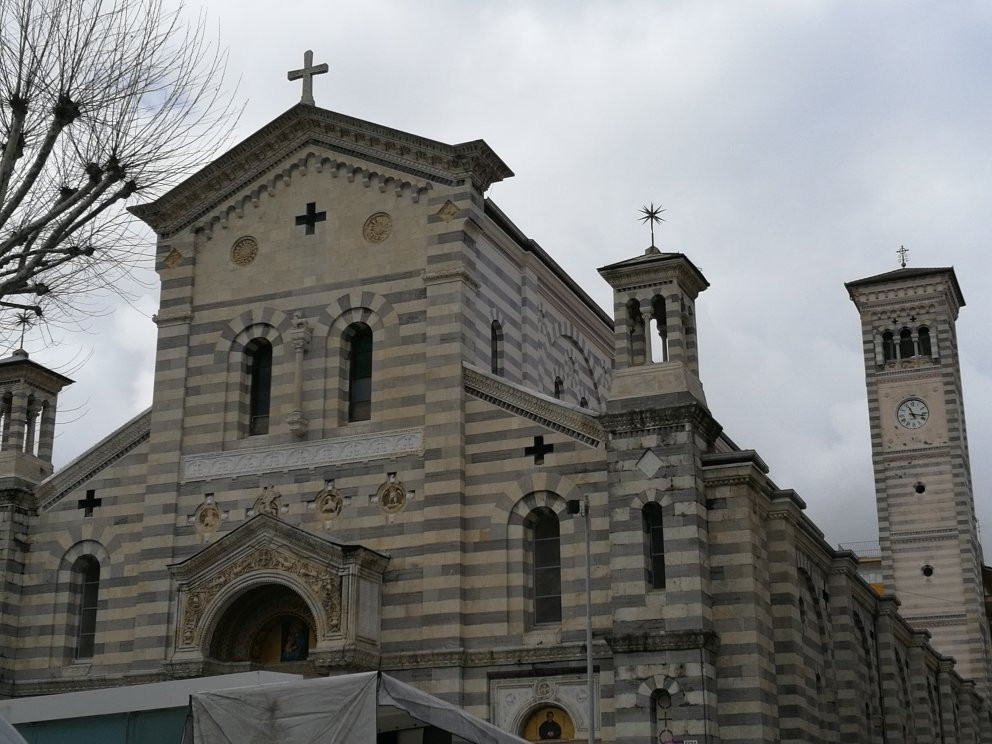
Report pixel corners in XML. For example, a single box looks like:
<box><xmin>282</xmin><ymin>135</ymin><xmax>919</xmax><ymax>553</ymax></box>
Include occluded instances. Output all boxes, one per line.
<box><xmin>363</xmin><ymin>212</ymin><xmax>393</xmax><ymax>243</ymax></box>
<box><xmin>231</xmin><ymin>236</ymin><xmax>259</xmax><ymax>266</ymax></box>
<box><xmin>316</xmin><ymin>488</ymin><xmax>343</xmax><ymax>519</ymax></box>
<box><xmin>377</xmin><ymin>482</ymin><xmax>406</xmax><ymax>513</ymax></box>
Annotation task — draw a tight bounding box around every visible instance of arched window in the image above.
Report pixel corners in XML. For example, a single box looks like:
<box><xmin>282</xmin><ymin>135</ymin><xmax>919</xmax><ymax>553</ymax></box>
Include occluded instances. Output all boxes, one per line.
<box><xmin>650</xmin><ymin>294</ymin><xmax>668</xmax><ymax>362</ymax></box>
<box><xmin>245</xmin><ymin>338</ymin><xmax>272</xmax><ymax>435</ymax></box>
<box><xmin>642</xmin><ymin>503</ymin><xmax>665</xmax><ymax>589</ymax></box>
<box><xmin>579</xmin><ymin>396</ymin><xmax>588</xmax><ymax>408</ymax></box>
<box><xmin>918</xmin><ymin>326</ymin><xmax>932</xmax><ymax>356</ymax></box>
<box><xmin>72</xmin><ymin>556</ymin><xmax>100</xmax><ymax>659</ymax></box>
<box><xmin>490</xmin><ymin>320</ymin><xmax>503</xmax><ymax>376</ymax></box>
<box><xmin>531</xmin><ymin>509</ymin><xmax>561</xmax><ymax>624</ymax></box>
<box><xmin>554</xmin><ymin>377</ymin><xmax>564</xmax><ymax>400</ymax></box>
<box><xmin>899</xmin><ymin>328</ymin><xmax>914</xmax><ymax>358</ymax></box>
<box><xmin>347</xmin><ymin>323</ymin><xmax>373</xmax><ymax>422</ymax></box>
<box><xmin>882</xmin><ymin>331</ymin><xmax>896</xmax><ymax>362</ymax></box>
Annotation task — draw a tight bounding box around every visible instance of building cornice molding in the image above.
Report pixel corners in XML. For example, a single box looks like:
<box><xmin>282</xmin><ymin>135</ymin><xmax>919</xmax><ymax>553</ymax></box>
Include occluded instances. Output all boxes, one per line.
<box><xmin>463</xmin><ymin>365</ymin><xmax>603</xmax><ymax>446</ymax></box>
<box><xmin>605</xmin><ymin>628</ymin><xmax>719</xmax><ymax>654</ymax></box>
<box><xmin>600</xmin><ymin>402</ymin><xmax>721</xmax><ymax>443</ymax></box>
<box><xmin>35</xmin><ymin>409</ymin><xmax>152</xmax><ymax>512</ymax></box>
<box><xmin>130</xmin><ymin>105</ymin><xmax>513</xmax><ymax>237</ymax></box>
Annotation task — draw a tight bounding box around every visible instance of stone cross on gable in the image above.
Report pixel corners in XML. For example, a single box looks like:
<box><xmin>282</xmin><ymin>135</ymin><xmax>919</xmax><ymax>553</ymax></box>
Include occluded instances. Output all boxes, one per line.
<box><xmin>288</xmin><ymin>50</ymin><xmax>329</xmax><ymax>106</ymax></box>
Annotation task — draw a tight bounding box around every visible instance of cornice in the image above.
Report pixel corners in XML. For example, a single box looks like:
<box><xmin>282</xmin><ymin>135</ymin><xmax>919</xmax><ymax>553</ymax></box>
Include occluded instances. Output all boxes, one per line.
<box><xmin>598</xmin><ymin>253</ymin><xmax>709</xmax><ymax>298</ymax></box>
<box><xmin>130</xmin><ymin>105</ymin><xmax>513</xmax><ymax>237</ymax></box>
<box><xmin>35</xmin><ymin>409</ymin><xmax>152</xmax><ymax>511</ymax></box>
<box><xmin>903</xmin><ymin>613</ymin><xmax>967</xmax><ymax>629</ymax></box>
<box><xmin>423</xmin><ymin>267</ymin><xmax>480</xmax><ymax>290</ymax></box>
<box><xmin>600</xmin><ymin>402</ymin><xmax>721</xmax><ymax>443</ymax></box>
<box><xmin>889</xmin><ymin>527</ymin><xmax>959</xmax><ymax>544</ymax></box>
<box><xmin>605</xmin><ymin>628</ymin><xmax>719</xmax><ymax>654</ymax></box>
<box><xmin>5</xmin><ymin>670</ymin><xmax>169</xmax><ymax>697</ymax></box>
<box><xmin>463</xmin><ymin>365</ymin><xmax>603</xmax><ymax>446</ymax></box>
<box><xmin>168</xmin><ymin>513</ymin><xmax>387</xmax><ymax>583</ymax></box>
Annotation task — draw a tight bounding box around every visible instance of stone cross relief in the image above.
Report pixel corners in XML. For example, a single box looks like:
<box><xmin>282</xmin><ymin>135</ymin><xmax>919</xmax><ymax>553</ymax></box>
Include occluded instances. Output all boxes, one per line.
<box><xmin>287</xmin><ymin>50</ymin><xmax>329</xmax><ymax>106</ymax></box>
<box><xmin>77</xmin><ymin>488</ymin><xmax>101</xmax><ymax>517</ymax></box>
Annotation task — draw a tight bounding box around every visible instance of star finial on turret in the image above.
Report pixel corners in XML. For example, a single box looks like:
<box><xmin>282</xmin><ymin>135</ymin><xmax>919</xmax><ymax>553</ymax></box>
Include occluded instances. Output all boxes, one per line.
<box><xmin>638</xmin><ymin>202</ymin><xmax>666</xmax><ymax>254</ymax></box>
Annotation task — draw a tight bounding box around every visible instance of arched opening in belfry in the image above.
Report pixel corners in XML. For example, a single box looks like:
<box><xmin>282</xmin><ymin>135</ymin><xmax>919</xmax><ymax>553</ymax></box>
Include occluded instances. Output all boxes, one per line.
<box><xmin>649</xmin><ymin>293</ymin><xmax>668</xmax><ymax>362</ymax></box>
<box><xmin>207</xmin><ymin>584</ymin><xmax>316</xmax><ymax>665</ymax></box>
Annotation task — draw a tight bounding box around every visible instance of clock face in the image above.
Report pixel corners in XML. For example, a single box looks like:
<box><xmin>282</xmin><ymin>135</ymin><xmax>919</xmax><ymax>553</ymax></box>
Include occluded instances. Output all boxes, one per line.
<box><xmin>897</xmin><ymin>398</ymin><xmax>930</xmax><ymax>429</ymax></box>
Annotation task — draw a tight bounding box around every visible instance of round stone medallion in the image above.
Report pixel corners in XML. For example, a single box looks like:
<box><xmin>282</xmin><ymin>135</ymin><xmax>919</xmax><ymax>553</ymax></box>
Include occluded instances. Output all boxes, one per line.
<box><xmin>363</xmin><ymin>212</ymin><xmax>393</xmax><ymax>243</ymax></box>
<box><xmin>231</xmin><ymin>236</ymin><xmax>259</xmax><ymax>266</ymax></box>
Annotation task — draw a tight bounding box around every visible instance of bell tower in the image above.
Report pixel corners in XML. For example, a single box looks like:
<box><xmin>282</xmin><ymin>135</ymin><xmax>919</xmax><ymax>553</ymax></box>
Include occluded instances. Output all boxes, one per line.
<box><xmin>598</xmin><ymin>246</ymin><xmax>709</xmax><ymax>406</ymax></box>
<box><xmin>847</xmin><ymin>266</ymin><xmax>992</xmax><ymax>696</ymax></box>
<box><xmin>0</xmin><ymin>349</ymin><xmax>72</xmax><ymax>490</ymax></box>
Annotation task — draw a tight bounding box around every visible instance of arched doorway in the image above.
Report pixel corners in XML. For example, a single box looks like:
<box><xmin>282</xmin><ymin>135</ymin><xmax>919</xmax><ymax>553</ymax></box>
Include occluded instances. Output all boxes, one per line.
<box><xmin>208</xmin><ymin>584</ymin><xmax>317</xmax><ymax>665</ymax></box>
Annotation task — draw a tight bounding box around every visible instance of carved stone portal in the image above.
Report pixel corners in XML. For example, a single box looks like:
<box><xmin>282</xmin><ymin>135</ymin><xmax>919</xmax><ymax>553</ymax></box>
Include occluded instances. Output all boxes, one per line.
<box><xmin>168</xmin><ymin>514</ymin><xmax>389</xmax><ymax>669</ymax></box>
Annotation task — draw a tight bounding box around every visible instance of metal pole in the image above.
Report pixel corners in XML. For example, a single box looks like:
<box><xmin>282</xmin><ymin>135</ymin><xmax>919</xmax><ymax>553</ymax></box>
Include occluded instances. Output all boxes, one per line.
<box><xmin>585</xmin><ymin>500</ymin><xmax>594</xmax><ymax>744</ymax></box>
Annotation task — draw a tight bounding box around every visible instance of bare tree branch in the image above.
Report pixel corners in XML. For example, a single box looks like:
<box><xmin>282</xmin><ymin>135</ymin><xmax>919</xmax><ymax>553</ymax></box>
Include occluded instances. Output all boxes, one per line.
<box><xmin>0</xmin><ymin>0</ymin><xmax>238</xmax><ymax>338</ymax></box>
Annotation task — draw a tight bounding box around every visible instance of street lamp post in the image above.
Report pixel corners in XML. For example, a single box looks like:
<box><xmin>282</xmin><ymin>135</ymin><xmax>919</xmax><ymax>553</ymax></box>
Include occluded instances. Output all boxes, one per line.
<box><xmin>568</xmin><ymin>498</ymin><xmax>595</xmax><ymax>744</ymax></box>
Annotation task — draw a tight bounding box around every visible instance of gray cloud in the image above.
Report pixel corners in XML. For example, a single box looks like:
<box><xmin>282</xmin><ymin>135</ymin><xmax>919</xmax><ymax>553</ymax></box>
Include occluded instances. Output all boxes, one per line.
<box><xmin>31</xmin><ymin>0</ymin><xmax>992</xmax><ymax>553</ymax></box>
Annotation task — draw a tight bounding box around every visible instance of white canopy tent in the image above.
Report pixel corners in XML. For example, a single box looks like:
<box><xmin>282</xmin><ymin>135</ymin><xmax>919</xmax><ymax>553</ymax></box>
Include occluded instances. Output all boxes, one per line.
<box><xmin>186</xmin><ymin>671</ymin><xmax>530</xmax><ymax>744</ymax></box>
<box><xmin>0</xmin><ymin>714</ymin><xmax>27</xmax><ymax>744</ymax></box>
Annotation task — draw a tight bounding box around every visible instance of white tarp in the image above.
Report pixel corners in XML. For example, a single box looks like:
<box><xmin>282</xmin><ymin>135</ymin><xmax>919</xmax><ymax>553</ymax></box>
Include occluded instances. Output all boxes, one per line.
<box><xmin>189</xmin><ymin>671</ymin><xmax>528</xmax><ymax>744</ymax></box>
<box><xmin>0</xmin><ymin>714</ymin><xmax>27</xmax><ymax>744</ymax></box>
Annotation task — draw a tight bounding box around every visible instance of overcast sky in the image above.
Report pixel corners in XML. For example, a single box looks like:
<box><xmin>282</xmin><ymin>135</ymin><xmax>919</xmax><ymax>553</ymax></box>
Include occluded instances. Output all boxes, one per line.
<box><xmin>29</xmin><ymin>1</ymin><xmax>992</xmax><ymax>555</ymax></box>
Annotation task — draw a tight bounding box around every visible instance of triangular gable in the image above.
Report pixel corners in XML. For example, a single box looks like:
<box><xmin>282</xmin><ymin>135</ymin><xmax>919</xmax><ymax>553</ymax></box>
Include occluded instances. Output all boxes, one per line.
<box><xmin>463</xmin><ymin>363</ymin><xmax>603</xmax><ymax>447</ymax></box>
<box><xmin>34</xmin><ymin>408</ymin><xmax>151</xmax><ymax>512</ymax></box>
<box><xmin>130</xmin><ymin>103</ymin><xmax>513</xmax><ymax>237</ymax></box>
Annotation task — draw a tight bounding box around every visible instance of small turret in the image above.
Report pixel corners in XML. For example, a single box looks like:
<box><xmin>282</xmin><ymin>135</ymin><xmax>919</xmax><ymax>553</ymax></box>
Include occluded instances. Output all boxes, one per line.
<box><xmin>0</xmin><ymin>349</ymin><xmax>73</xmax><ymax>489</ymax></box>
<box><xmin>598</xmin><ymin>250</ymin><xmax>709</xmax><ymax>406</ymax></box>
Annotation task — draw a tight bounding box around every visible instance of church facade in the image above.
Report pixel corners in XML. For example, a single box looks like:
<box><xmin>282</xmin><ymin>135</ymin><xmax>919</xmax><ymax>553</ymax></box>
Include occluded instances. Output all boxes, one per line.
<box><xmin>0</xmin><ymin>70</ymin><xmax>989</xmax><ymax>743</ymax></box>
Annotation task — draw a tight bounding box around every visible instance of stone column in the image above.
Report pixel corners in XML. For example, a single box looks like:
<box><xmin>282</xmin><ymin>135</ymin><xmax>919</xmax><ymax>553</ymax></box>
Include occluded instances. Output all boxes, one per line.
<box><xmin>7</xmin><ymin>386</ymin><xmax>27</xmax><ymax>454</ymax></box>
<box><xmin>286</xmin><ymin>311</ymin><xmax>312</xmax><ymax>438</ymax></box>
<box><xmin>37</xmin><ymin>398</ymin><xmax>56</xmax><ymax>462</ymax></box>
<box><xmin>937</xmin><ymin>658</ymin><xmax>959</xmax><ymax>744</ymax></box>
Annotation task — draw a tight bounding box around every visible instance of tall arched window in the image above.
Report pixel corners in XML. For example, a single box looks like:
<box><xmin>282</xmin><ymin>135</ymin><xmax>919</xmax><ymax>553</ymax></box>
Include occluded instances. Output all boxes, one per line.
<box><xmin>899</xmin><ymin>328</ymin><xmax>914</xmax><ymax>358</ymax></box>
<box><xmin>245</xmin><ymin>338</ymin><xmax>272</xmax><ymax>435</ymax></box>
<box><xmin>650</xmin><ymin>294</ymin><xmax>668</xmax><ymax>362</ymax></box>
<box><xmin>918</xmin><ymin>326</ymin><xmax>932</xmax><ymax>356</ymax></box>
<box><xmin>491</xmin><ymin>320</ymin><xmax>503</xmax><ymax>376</ymax></box>
<box><xmin>554</xmin><ymin>377</ymin><xmax>564</xmax><ymax>400</ymax></box>
<box><xmin>347</xmin><ymin>323</ymin><xmax>373</xmax><ymax>422</ymax></box>
<box><xmin>72</xmin><ymin>556</ymin><xmax>100</xmax><ymax>659</ymax></box>
<box><xmin>642</xmin><ymin>503</ymin><xmax>665</xmax><ymax>589</ymax></box>
<box><xmin>531</xmin><ymin>509</ymin><xmax>561</xmax><ymax>624</ymax></box>
<box><xmin>881</xmin><ymin>331</ymin><xmax>896</xmax><ymax>362</ymax></box>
